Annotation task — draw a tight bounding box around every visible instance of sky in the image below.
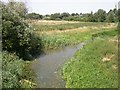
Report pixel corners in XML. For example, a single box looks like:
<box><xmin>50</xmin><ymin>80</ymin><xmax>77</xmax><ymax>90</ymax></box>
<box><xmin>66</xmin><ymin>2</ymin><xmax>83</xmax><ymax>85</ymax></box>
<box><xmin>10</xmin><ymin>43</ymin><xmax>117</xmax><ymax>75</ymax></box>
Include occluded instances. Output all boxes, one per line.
<box><xmin>3</xmin><ymin>0</ymin><xmax>119</xmax><ymax>15</ymax></box>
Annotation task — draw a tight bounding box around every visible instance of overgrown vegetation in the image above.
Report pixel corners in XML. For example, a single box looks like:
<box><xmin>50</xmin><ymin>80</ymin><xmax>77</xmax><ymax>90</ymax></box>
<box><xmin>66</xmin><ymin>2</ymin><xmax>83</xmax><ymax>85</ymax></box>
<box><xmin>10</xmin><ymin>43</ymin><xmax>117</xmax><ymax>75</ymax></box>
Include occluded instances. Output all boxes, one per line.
<box><xmin>1</xmin><ymin>0</ymin><xmax>39</xmax><ymax>88</ymax></box>
<box><xmin>2</xmin><ymin>51</ymin><xmax>36</xmax><ymax>88</ymax></box>
<box><xmin>33</xmin><ymin>23</ymin><xmax>116</xmax><ymax>52</ymax></box>
<box><xmin>2</xmin><ymin>1</ymin><xmax>42</xmax><ymax>60</ymax></box>
<box><xmin>62</xmin><ymin>29</ymin><xmax>118</xmax><ymax>88</ymax></box>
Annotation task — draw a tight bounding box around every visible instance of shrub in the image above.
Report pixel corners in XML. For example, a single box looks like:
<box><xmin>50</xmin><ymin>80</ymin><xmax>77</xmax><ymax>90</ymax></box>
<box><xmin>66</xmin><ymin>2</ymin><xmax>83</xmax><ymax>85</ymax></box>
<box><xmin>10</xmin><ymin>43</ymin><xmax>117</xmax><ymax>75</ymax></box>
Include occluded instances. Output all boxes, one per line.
<box><xmin>2</xmin><ymin>51</ymin><xmax>36</xmax><ymax>88</ymax></box>
<box><xmin>2</xmin><ymin>51</ymin><xmax>24</xmax><ymax>88</ymax></box>
<box><xmin>2</xmin><ymin>2</ymin><xmax>42</xmax><ymax>60</ymax></box>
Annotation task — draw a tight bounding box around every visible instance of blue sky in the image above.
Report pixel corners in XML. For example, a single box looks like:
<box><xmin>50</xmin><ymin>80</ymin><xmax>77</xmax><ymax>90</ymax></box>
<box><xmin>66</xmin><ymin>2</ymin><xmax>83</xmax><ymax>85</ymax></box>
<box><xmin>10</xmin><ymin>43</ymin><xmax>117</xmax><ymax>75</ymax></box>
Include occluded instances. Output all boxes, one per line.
<box><xmin>3</xmin><ymin>0</ymin><xmax>119</xmax><ymax>15</ymax></box>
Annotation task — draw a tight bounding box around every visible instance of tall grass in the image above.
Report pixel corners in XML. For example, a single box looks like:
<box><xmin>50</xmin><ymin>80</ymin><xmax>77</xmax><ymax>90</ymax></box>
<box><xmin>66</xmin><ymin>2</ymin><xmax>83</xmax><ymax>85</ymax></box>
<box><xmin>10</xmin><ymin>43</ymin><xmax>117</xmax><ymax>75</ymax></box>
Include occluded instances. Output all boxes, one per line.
<box><xmin>62</xmin><ymin>30</ymin><xmax>118</xmax><ymax>88</ymax></box>
<box><xmin>32</xmin><ymin>22</ymin><xmax>107</xmax><ymax>31</ymax></box>
<box><xmin>33</xmin><ymin>27</ymin><xmax>116</xmax><ymax>52</ymax></box>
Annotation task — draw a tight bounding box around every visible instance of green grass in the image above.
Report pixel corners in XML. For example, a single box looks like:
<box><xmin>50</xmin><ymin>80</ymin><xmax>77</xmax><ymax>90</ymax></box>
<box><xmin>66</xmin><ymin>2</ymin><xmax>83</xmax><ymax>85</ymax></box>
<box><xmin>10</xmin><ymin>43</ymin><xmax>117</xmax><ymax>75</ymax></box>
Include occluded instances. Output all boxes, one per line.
<box><xmin>62</xmin><ymin>30</ymin><xmax>118</xmax><ymax>88</ymax></box>
<box><xmin>92</xmin><ymin>29</ymin><xmax>118</xmax><ymax>38</ymax></box>
<box><xmin>31</xmin><ymin>21</ymin><xmax>116</xmax><ymax>52</ymax></box>
<box><xmin>39</xmin><ymin>31</ymin><xmax>91</xmax><ymax>51</ymax></box>
<box><xmin>32</xmin><ymin>22</ymin><xmax>107</xmax><ymax>31</ymax></box>
<box><xmin>34</xmin><ymin>27</ymin><xmax>116</xmax><ymax>52</ymax></box>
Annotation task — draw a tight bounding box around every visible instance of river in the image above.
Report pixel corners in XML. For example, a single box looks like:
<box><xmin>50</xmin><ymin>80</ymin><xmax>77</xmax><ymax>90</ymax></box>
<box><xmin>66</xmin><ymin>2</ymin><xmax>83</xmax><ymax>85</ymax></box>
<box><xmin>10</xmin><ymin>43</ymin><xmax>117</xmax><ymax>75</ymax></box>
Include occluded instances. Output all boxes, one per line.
<box><xmin>31</xmin><ymin>39</ymin><xmax>93</xmax><ymax>88</ymax></box>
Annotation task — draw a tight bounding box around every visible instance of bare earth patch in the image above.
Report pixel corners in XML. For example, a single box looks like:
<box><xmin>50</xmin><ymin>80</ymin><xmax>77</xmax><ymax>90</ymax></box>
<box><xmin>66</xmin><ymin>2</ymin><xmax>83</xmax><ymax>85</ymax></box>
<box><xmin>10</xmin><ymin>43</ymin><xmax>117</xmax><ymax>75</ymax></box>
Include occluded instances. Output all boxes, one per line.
<box><xmin>102</xmin><ymin>55</ymin><xmax>114</xmax><ymax>62</ymax></box>
<box><xmin>109</xmin><ymin>37</ymin><xmax>118</xmax><ymax>43</ymax></box>
<box><xmin>112</xmin><ymin>65</ymin><xmax>118</xmax><ymax>70</ymax></box>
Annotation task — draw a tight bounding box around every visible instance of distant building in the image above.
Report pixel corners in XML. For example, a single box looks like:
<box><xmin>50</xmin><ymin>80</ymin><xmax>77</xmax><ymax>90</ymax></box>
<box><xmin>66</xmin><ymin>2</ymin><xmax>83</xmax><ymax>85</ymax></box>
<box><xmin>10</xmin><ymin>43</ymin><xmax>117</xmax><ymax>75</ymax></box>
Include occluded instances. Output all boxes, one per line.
<box><xmin>118</xmin><ymin>1</ymin><xmax>120</xmax><ymax>9</ymax></box>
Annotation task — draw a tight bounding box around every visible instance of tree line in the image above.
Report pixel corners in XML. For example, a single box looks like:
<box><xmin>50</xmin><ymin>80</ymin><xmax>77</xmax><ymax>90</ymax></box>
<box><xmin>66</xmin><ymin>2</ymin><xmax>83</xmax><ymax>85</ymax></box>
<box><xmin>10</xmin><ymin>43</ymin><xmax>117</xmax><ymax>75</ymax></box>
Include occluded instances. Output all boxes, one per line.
<box><xmin>26</xmin><ymin>9</ymin><xmax>118</xmax><ymax>22</ymax></box>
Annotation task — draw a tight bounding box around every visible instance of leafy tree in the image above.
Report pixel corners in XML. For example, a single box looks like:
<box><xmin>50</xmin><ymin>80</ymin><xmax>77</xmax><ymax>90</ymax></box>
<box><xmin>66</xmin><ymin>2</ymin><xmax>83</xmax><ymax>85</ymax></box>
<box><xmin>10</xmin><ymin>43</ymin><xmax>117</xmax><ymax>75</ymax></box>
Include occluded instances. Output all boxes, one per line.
<box><xmin>6</xmin><ymin>0</ymin><xmax>27</xmax><ymax>18</ymax></box>
<box><xmin>26</xmin><ymin>13</ymin><xmax>43</xmax><ymax>19</ymax></box>
<box><xmin>94</xmin><ymin>9</ymin><xmax>106</xmax><ymax>22</ymax></box>
<box><xmin>2</xmin><ymin>1</ymin><xmax>42</xmax><ymax>60</ymax></box>
<box><xmin>60</xmin><ymin>12</ymin><xmax>70</xmax><ymax>19</ymax></box>
<box><xmin>118</xmin><ymin>9</ymin><xmax>120</xmax><ymax>22</ymax></box>
<box><xmin>50</xmin><ymin>13</ymin><xmax>61</xmax><ymax>20</ymax></box>
<box><xmin>106</xmin><ymin>11</ymin><xmax>115</xmax><ymax>22</ymax></box>
<box><xmin>71</xmin><ymin>13</ymin><xmax>79</xmax><ymax>16</ymax></box>
<box><xmin>87</xmin><ymin>12</ymin><xmax>96</xmax><ymax>22</ymax></box>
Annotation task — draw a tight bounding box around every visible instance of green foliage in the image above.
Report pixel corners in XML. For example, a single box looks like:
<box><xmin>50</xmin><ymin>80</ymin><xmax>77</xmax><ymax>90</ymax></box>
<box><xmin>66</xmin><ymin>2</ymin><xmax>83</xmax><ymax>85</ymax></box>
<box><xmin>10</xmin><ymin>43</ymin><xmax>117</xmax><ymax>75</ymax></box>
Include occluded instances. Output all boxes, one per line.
<box><xmin>94</xmin><ymin>9</ymin><xmax>106</xmax><ymax>22</ymax></box>
<box><xmin>42</xmin><ymin>9</ymin><xmax>118</xmax><ymax>22</ymax></box>
<box><xmin>2</xmin><ymin>51</ymin><xmax>36</xmax><ymax>88</ymax></box>
<box><xmin>21</xmin><ymin>61</ymin><xmax>37</xmax><ymax>88</ymax></box>
<box><xmin>50</xmin><ymin>13</ymin><xmax>61</xmax><ymax>20</ymax></box>
<box><xmin>26</xmin><ymin>13</ymin><xmax>43</xmax><ymax>20</ymax></box>
<box><xmin>29</xmin><ymin>33</ymin><xmax>42</xmax><ymax>56</ymax></box>
<box><xmin>60</xmin><ymin>12</ymin><xmax>70</xmax><ymax>19</ymax></box>
<box><xmin>118</xmin><ymin>9</ymin><xmax>120</xmax><ymax>22</ymax></box>
<box><xmin>34</xmin><ymin>23</ymin><xmax>115</xmax><ymax>51</ymax></box>
<box><xmin>92</xmin><ymin>29</ymin><xmax>118</xmax><ymax>38</ymax></box>
<box><xmin>2</xmin><ymin>2</ymin><xmax>31</xmax><ymax>59</ymax></box>
<box><xmin>2</xmin><ymin>51</ymin><xmax>24</xmax><ymax>88</ymax></box>
<box><xmin>63</xmin><ymin>35</ymin><xmax>118</xmax><ymax>88</ymax></box>
<box><xmin>6</xmin><ymin>0</ymin><xmax>27</xmax><ymax>18</ymax></box>
<box><xmin>2</xmin><ymin>1</ymin><xmax>42</xmax><ymax>60</ymax></box>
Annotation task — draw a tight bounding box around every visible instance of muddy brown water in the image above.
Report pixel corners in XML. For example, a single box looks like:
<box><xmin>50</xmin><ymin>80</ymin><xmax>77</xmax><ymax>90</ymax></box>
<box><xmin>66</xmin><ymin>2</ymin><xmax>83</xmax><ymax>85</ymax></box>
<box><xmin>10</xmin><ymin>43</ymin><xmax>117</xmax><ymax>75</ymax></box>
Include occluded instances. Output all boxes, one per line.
<box><xmin>31</xmin><ymin>39</ymin><xmax>93</xmax><ymax>88</ymax></box>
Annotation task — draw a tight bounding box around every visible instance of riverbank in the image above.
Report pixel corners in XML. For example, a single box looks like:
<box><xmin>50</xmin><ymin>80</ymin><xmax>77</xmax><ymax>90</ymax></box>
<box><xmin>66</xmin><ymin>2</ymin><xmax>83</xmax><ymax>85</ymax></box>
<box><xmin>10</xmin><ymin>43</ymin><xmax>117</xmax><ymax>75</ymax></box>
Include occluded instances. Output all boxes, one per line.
<box><xmin>30</xmin><ymin>21</ymin><xmax>117</xmax><ymax>88</ymax></box>
<box><xmin>32</xmin><ymin>21</ymin><xmax>116</xmax><ymax>53</ymax></box>
<box><xmin>62</xmin><ymin>29</ymin><xmax>118</xmax><ymax>88</ymax></box>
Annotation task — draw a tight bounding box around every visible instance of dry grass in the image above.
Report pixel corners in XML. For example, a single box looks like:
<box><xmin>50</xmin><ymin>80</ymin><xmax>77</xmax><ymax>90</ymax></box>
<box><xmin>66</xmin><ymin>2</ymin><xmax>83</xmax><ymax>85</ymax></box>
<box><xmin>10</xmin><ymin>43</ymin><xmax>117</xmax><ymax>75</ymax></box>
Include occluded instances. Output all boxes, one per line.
<box><xmin>102</xmin><ymin>55</ymin><xmax>114</xmax><ymax>62</ymax></box>
<box><xmin>27</xmin><ymin>20</ymin><xmax>80</xmax><ymax>25</ymax></box>
<box><xmin>35</xmin><ymin>23</ymin><xmax>116</xmax><ymax>35</ymax></box>
<box><xmin>112</xmin><ymin>65</ymin><xmax>118</xmax><ymax>70</ymax></box>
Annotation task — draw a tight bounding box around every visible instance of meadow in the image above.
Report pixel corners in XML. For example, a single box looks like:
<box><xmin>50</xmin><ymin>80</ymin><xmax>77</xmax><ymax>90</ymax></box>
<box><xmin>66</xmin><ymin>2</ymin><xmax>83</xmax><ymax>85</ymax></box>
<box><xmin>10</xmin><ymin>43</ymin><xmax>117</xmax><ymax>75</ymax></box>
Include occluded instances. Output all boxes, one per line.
<box><xmin>30</xmin><ymin>20</ymin><xmax>117</xmax><ymax>52</ymax></box>
<box><xmin>62</xmin><ymin>29</ymin><xmax>118</xmax><ymax>88</ymax></box>
<box><xmin>31</xmin><ymin>20</ymin><xmax>118</xmax><ymax>88</ymax></box>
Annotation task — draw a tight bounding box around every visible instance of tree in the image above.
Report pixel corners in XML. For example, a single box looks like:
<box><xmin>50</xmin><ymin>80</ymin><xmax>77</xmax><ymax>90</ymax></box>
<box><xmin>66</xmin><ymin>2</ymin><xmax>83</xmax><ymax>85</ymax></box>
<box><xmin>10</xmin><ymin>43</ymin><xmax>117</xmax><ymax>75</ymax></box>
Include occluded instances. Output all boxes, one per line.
<box><xmin>106</xmin><ymin>11</ymin><xmax>115</xmax><ymax>22</ymax></box>
<box><xmin>60</xmin><ymin>12</ymin><xmax>70</xmax><ymax>19</ymax></box>
<box><xmin>2</xmin><ymin>1</ymin><xmax>42</xmax><ymax>60</ymax></box>
<box><xmin>87</xmin><ymin>12</ymin><xmax>96</xmax><ymax>22</ymax></box>
<box><xmin>2</xmin><ymin>2</ymin><xmax>30</xmax><ymax>59</ymax></box>
<box><xmin>118</xmin><ymin>9</ymin><xmax>120</xmax><ymax>22</ymax></box>
<box><xmin>6</xmin><ymin>0</ymin><xmax>28</xmax><ymax>18</ymax></box>
<box><xmin>50</xmin><ymin>13</ymin><xmax>61</xmax><ymax>20</ymax></box>
<box><xmin>94</xmin><ymin>9</ymin><xmax>106</xmax><ymax>22</ymax></box>
<box><xmin>26</xmin><ymin>13</ymin><xmax>43</xmax><ymax>19</ymax></box>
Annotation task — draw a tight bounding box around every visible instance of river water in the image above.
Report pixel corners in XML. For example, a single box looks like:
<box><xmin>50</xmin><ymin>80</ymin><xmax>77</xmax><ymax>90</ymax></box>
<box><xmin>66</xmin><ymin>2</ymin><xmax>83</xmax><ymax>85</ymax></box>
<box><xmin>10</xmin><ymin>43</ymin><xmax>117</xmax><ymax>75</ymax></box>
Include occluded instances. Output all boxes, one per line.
<box><xmin>31</xmin><ymin>40</ymin><xmax>92</xmax><ymax>88</ymax></box>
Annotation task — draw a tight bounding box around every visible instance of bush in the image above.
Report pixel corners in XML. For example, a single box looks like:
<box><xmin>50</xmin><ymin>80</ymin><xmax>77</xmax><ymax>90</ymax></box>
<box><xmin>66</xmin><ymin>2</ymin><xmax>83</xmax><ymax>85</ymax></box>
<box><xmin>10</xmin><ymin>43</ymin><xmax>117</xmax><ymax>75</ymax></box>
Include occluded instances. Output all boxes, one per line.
<box><xmin>2</xmin><ymin>2</ymin><xmax>31</xmax><ymax>59</ymax></box>
<box><xmin>2</xmin><ymin>51</ymin><xmax>36</xmax><ymax>88</ymax></box>
<box><xmin>2</xmin><ymin>51</ymin><xmax>24</xmax><ymax>88</ymax></box>
<box><xmin>2</xmin><ymin>2</ymin><xmax>42</xmax><ymax>60</ymax></box>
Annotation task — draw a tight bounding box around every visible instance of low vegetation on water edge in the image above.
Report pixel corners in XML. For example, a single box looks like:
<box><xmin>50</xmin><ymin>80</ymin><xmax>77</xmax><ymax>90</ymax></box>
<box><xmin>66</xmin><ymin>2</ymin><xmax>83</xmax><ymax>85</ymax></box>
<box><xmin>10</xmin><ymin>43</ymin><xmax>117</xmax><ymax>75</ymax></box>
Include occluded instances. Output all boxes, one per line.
<box><xmin>33</xmin><ymin>25</ymin><xmax>116</xmax><ymax>52</ymax></box>
<box><xmin>62</xmin><ymin>29</ymin><xmax>118</xmax><ymax>88</ymax></box>
<box><xmin>2</xmin><ymin>51</ymin><xmax>36</xmax><ymax>88</ymax></box>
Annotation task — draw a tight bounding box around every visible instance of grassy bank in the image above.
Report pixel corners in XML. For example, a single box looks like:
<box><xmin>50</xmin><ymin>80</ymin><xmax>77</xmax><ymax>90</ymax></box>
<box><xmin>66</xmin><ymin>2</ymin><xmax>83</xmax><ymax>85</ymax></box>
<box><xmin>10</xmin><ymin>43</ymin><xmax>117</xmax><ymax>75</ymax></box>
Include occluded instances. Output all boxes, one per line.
<box><xmin>34</xmin><ymin>27</ymin><xmax>116</xmax><ymax>52</ymax></box>
<box><xmin>62</xmin><ymin>29</ymin><xmax>118</xmax><ymax>88</ymax></box>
